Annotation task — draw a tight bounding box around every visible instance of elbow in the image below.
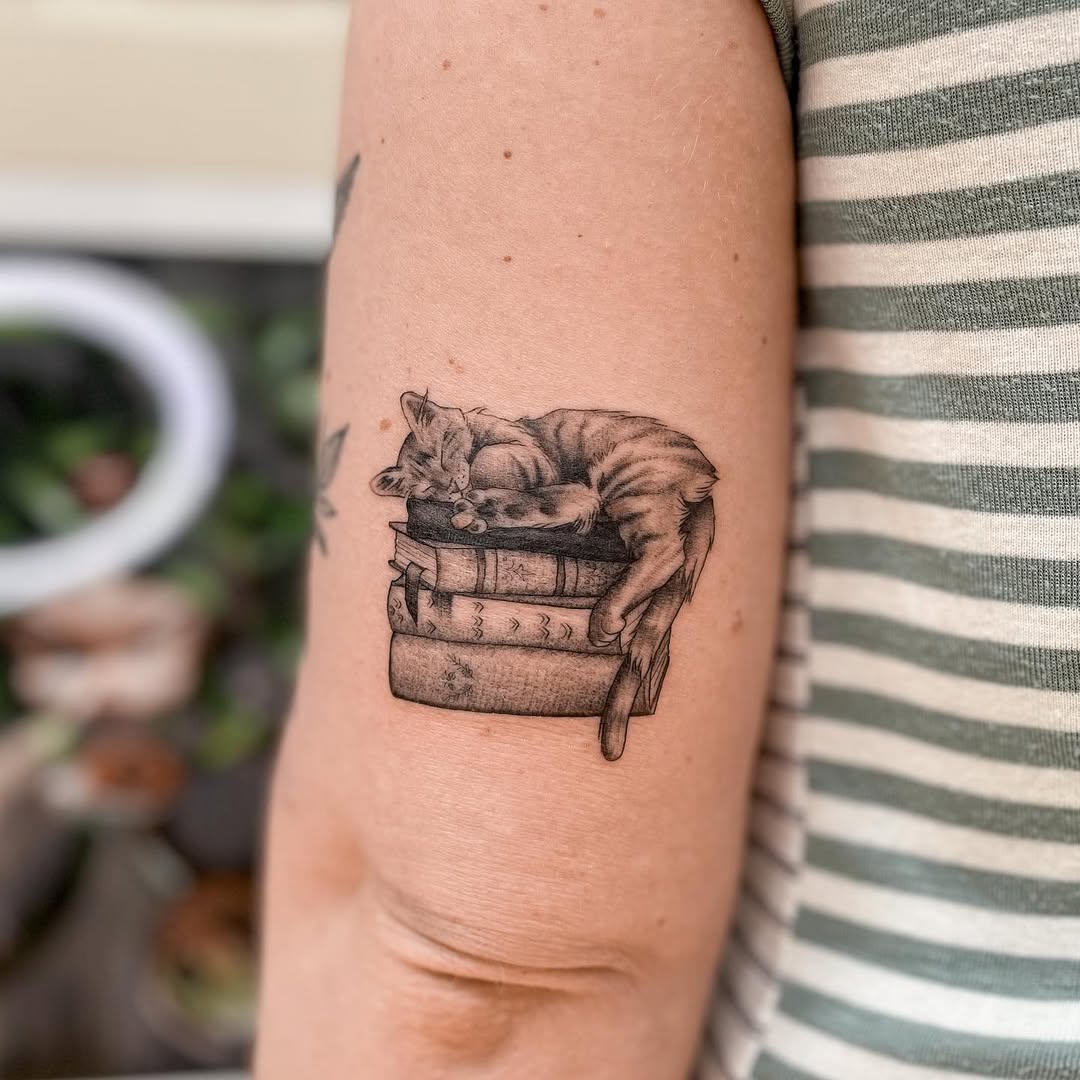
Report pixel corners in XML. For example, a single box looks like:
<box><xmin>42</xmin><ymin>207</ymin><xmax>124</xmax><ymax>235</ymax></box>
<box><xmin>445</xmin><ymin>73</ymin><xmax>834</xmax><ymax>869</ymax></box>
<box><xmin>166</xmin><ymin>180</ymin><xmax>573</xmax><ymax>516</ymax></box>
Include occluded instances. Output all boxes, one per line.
<box><xmin>365</xmin><ymin>876</ymin><xmax>647</xmax><ymax>1075</ymax></box>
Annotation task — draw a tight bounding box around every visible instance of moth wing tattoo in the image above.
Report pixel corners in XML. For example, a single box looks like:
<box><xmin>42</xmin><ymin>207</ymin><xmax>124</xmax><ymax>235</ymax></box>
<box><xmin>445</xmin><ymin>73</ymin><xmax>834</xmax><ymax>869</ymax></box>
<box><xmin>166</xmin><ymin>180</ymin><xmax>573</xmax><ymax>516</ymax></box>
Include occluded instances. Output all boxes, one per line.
<box><xmin>314</xmin><ymin>423</ymin><xmax>349</xmax><ymax>555</ymax></box>
<box><xmin>333</xmin><ymin>153</ymin><xmax>361</xmax><ymax>243</ymax></box>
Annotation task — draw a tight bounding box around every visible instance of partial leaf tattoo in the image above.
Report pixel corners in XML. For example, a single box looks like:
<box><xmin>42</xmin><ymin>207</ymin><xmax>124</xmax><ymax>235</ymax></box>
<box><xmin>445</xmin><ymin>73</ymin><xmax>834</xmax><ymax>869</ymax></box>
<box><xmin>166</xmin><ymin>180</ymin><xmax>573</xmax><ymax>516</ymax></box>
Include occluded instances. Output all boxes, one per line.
<box><xmin>314</xmin><ymin>423</ymin><xmax>349</xmax><ymax>555</ymax></box>
<box><xmin>333</xmin><ymin>153</ymin><xmax>361</xmax><ymax>243</ymax></box>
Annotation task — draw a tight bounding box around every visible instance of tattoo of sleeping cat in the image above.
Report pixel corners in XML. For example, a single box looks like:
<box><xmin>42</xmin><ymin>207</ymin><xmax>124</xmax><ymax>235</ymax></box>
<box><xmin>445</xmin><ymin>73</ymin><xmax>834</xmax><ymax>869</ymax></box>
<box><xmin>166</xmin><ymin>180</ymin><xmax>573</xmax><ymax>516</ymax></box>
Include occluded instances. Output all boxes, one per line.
<box><xmin>372</xmin><ymin>391</ymin><xmax>716</xmax><ymax>761</ymax></box>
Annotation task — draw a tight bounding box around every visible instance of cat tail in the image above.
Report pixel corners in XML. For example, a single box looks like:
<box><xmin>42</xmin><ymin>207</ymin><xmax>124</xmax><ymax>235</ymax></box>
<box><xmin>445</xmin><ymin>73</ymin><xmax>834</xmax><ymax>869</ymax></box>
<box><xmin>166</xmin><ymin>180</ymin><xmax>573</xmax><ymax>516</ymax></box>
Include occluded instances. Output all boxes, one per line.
<box><xmin>678</xmin><ymin>495</ymin><xmax>715</xmax><ymax>602</ymax></box>
<box><xmin>599</xmin><ymin>499</ymin><xmax>714</xmax><ymax>760</ymax></box>
<box><xmin>600</xmin><ymin>577</ymin><xmax>684</xmax><ymax>760</ymax></box>
<box><xmin>598</xmin><ymin>495</ymin><xmax>715</xmax><ymax>761</ymax></box>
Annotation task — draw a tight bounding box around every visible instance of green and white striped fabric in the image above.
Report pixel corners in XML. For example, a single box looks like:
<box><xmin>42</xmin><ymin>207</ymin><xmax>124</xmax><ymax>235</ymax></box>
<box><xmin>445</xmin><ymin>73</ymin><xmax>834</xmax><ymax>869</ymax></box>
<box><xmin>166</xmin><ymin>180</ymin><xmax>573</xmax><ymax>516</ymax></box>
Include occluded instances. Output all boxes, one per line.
<box><xmin>700</xmin><ymin>2</ymin><xmax>1080</xmax><ymax>1077</ymax></box>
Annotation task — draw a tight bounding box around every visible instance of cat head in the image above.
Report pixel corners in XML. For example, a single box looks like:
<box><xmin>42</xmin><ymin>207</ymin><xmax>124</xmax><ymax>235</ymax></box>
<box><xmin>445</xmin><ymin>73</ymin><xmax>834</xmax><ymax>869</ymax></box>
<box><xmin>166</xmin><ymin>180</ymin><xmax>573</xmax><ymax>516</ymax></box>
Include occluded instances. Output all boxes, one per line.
<box><xmin>371</xmin><ymin>391</ymin><xmax>472</xmax><ymax>501</ymax></box>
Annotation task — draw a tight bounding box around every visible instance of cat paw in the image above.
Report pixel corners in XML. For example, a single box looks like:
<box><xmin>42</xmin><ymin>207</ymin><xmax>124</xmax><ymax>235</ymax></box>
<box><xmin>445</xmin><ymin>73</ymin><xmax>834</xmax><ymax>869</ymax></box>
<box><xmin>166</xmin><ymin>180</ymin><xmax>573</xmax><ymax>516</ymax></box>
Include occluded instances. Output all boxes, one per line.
<box><xmin>573</xmin><ymin>509</ymin><xmax>598</xmax><ymax>534</ymax></box>
<box><xmin>450</xmin><ymin>500</ymin><xmax>487</xmax><ymax>534</ymax></box>
<box><xmin>589</xmin><ymin>605</ymin><xmax>626</xmax><ymax>648</ymax></box>
<box><xmin>572</xmin><ymin>492</ymin><xmax>602</xmax><ymax>534</ymax></box>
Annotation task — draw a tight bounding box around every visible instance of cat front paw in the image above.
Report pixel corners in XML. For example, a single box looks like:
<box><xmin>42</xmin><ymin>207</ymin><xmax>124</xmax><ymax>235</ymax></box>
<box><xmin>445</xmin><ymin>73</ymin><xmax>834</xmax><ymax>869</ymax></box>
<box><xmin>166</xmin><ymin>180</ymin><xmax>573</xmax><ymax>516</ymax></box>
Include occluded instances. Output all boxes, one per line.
<box><xmin>589</xmin><ymin>603</ymin><xmax>626</xmax><ymax>648</ymax></box>
<box><xmin>572</xmin><ymin>491</ymin><xmax>602</xmax><ymax>534</ymax></box>
<box><xmin>450</xmin><ymin>499</ymin><xmax>487</xmax><ymax>534</ymax></box>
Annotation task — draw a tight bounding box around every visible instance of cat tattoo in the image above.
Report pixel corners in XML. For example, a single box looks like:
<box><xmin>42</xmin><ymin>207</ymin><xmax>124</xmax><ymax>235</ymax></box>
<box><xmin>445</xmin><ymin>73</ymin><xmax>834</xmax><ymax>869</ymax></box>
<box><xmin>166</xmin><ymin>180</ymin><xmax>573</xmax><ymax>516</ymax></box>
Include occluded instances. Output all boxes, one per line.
<box><xmin>372</xmin><ymin>391</ymin><xmax>716</xmax><ymax>760</ymax></box>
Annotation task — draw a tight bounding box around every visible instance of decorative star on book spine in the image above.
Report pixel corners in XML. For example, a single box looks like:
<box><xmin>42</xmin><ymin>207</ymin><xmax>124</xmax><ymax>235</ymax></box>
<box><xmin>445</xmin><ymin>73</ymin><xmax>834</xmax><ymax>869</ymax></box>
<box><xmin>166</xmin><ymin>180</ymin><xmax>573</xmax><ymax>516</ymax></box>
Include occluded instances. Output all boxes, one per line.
<box><xmin>314</xmin><ymin>424</ymin><xmax>349</xmax><ymax>555</ymax></box>
<box><xmin>501</xmin><ymin>559</ymin><xmax>533</xmax><ymax>587</ymax></box>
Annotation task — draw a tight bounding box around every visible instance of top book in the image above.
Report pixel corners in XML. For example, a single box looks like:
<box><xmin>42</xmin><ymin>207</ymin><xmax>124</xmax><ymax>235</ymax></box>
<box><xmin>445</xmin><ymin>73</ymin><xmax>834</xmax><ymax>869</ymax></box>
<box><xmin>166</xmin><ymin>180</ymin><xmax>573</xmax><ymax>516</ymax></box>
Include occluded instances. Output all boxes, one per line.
<box><xmin>405</xmin><ymin>498</ymin><xmax>629</xmax><ymax>563</ymax></box>
<box><xmin>392</xmin><ymin>500</ymin><xmax>630</xmax><ymax>598</ymax></box>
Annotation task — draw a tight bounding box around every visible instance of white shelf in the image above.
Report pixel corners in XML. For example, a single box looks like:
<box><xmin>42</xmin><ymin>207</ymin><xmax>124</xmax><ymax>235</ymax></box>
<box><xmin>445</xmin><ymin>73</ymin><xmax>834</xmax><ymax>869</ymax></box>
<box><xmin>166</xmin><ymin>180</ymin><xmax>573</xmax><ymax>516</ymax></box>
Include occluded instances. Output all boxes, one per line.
<box><xmin>0</xmin><ymin>171</ymin><xmax>335</xmax><ymax>261</ymax></box>
<box><xmin>0</xmin><ymin>0</ymin><xmax>349</xmax><ymax>260</ymax></box>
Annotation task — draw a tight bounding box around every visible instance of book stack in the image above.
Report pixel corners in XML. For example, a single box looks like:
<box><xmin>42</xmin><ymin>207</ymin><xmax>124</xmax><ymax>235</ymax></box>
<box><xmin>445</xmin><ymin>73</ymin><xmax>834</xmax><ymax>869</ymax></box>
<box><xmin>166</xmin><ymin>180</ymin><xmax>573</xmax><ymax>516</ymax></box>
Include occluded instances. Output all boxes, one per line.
<box><xmin>384</xmin><ymin>500</ymin><xmax>671</xmax><ymax>740</ymax></box>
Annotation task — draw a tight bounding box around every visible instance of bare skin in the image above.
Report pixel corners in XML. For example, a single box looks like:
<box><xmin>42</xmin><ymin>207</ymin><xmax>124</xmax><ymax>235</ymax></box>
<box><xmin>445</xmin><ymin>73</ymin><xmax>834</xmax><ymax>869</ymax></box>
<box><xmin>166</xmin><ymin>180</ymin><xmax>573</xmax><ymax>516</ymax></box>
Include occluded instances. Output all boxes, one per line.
<box><xmin>257</xmin><ymin>2</ymin><xmax>794</xmax><ymax>1077</ymax></box>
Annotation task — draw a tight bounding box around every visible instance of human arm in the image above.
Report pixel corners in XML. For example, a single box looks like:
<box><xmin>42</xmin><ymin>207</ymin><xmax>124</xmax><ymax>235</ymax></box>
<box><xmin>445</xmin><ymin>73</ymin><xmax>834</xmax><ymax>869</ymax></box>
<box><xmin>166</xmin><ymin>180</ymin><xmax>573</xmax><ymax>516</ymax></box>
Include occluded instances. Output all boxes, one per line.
<box><xmin>256</xmin><ymin>2</ymin><xmax>794</xmax><ymax>1076</ymax></box>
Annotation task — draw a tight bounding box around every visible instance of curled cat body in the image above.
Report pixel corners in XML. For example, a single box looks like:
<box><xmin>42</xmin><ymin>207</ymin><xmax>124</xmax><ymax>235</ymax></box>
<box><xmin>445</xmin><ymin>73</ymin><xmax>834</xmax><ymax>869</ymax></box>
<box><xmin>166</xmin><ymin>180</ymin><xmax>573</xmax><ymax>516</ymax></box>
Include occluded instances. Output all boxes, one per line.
<box><xmin>373</xmin><ymin>391</ymin><xmax>716</xmax><ymax>648</ymax></box>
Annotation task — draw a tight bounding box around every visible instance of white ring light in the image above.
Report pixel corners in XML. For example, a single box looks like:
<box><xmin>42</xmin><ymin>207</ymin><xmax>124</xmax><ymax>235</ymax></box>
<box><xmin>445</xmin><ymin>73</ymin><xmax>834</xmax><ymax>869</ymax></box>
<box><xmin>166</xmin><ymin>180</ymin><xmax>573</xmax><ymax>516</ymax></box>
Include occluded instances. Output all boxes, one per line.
<box><xmin>0</xmin><ymin>258</ymin><xmax>233</xmax><ymax>615</ymax></box>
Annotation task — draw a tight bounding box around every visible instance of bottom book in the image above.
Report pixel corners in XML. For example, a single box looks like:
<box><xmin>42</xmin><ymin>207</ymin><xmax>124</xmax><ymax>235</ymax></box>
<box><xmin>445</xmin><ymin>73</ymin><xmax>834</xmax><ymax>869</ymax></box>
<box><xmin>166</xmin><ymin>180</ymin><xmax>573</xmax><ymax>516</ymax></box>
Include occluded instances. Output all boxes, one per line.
<box><xmin>389</xmin><ymin>632</ymin><xmax>668</xmax><ymax>717</ymax></box>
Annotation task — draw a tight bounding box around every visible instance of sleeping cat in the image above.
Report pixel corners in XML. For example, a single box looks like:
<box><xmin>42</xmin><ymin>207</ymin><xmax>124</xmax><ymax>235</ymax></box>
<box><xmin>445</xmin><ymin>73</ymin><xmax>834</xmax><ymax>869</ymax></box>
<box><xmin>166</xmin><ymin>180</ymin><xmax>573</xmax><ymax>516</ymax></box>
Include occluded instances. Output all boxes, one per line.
<box><xmin>372</xmin><ymin>391</ymin><xmax>716</xmax><ymax>651</ymax></box>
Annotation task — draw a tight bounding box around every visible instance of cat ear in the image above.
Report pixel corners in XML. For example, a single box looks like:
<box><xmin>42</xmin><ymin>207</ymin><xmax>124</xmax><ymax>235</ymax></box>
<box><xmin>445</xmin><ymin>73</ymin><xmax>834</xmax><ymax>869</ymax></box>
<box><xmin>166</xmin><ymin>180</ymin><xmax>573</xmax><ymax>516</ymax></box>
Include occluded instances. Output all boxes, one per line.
<box><xmin>370</xmin><ymin>467</ymin><xmax>410</xmax><ymax>497</ymax></box>
<box><xmin>401</xmin><ymin>391</ymin><xmax>437</xmax><ymax>436</ymax></box>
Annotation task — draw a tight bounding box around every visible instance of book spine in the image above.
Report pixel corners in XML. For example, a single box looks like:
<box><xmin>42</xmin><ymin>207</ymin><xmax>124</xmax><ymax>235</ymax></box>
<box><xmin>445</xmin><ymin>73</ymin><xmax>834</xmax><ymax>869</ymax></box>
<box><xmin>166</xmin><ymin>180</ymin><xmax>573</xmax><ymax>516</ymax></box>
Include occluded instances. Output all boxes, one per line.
<box><xmin>388</xmin><ymin>635</ymin><xmax>655</xmax><ymax>717</ymax></box>
<box><xmin>387</xmin><ymin>584</ymin><xmax>618</xmax><ymax>654</ymax></box>
<box><xmin>429</xmin><ymin>546</ymin><xmax>623</xmax><ymax>597</ymax></box>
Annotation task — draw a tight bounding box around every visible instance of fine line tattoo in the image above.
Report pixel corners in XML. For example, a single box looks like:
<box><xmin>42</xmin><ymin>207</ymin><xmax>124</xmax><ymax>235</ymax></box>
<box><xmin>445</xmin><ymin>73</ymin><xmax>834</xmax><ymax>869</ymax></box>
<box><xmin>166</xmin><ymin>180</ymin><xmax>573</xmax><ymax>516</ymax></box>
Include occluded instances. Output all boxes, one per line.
<box><xmin>333</xmin><ymin>153</ymin><xmax>361</xmax><ymax>243</ymax></box>
<box><xmin>314</xmin><ymin>424</ymin><xmax>349</xmax><ymax>556</ymax></box>
<box><xmin>372</xmin><ymin>392</ymin><xmax>716</xmax><ymax>760</ymax></box>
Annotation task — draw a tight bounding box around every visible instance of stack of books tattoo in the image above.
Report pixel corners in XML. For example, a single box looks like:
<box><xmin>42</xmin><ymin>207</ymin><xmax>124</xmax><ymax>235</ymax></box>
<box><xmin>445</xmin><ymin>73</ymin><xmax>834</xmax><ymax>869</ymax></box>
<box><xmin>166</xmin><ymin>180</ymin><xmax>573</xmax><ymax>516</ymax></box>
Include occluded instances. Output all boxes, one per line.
<box><xmin>385</xmin><ymin>499</ymin><xmax>671</xmax><ymax>729</ymax></box>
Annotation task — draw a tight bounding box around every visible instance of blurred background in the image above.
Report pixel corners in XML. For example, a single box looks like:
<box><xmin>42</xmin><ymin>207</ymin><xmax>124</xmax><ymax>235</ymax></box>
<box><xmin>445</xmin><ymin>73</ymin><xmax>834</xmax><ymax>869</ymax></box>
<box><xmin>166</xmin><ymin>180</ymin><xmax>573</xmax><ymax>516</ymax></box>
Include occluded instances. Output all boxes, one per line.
<box><xmin>0</xmin><ymin>3</ymin><xmax>348</xmax><ymax>1076</ymax></box>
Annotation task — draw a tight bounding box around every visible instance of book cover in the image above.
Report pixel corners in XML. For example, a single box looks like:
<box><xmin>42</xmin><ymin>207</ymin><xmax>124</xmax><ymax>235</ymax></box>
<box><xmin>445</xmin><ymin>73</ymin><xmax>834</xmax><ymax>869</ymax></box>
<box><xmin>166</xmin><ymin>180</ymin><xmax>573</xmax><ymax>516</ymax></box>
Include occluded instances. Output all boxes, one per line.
<box><xmin>388</xmin><ymin>634</ymin><xmax>666</xmax><ymax>717</ymax></box>
<box><xmin>405</xmin><ymin>498</ymin><xmax>629</xmax><ymax>562</ymax></box>
<box><xmin>387</xmin><ymin>578</ymin><xmax>620</xmax><ymax>654</ymax></box>
<box><xmin>391</xmin><ymin>524</ymin><xmax>626</xmax><ymax>597</ymax></box>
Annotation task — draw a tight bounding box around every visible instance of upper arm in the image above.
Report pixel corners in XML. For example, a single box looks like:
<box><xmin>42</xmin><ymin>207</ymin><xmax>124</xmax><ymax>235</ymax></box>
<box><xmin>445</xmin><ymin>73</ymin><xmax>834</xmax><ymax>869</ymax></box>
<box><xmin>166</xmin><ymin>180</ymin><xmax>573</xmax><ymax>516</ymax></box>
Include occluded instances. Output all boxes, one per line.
<box><xmin>258</xmin><ymin>2</ymin><xmax>794</xmax><ymax>1077</ymax></box>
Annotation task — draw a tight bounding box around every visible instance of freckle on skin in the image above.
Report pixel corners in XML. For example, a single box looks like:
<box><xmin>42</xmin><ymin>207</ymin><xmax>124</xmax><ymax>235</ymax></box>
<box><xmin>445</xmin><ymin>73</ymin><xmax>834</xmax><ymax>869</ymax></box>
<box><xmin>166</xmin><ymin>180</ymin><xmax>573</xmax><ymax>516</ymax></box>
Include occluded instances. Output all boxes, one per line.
<box><xmin>733</xmin><ymin>252</ymin><xmax>740</xmax><ymax>262</ymax></box>
<box><xmin>731</xmin><ymin>610</ymin><xmax>744</xmax><ymax>633</ymax></box>
<box><xmin>380</xmin><ymin>136</ymin><xmax>385</xmax><ymax>144</ymax></box>
<box><xmin>503</xmin><ymin>149</ymin><xmax>512</xmax><ymax>159</ymax></box>
<box><xmin>538</xmin><ymin>3</ymin><xmax>548</xmax><ymax>10</ymax></box>
<box><xmin>503</xmin><ymin>255</ymin><xmax>513</xmax><ymax>262</ymax></box>
<box><xmin>761</xmin><ymin>335</ymin><xmax>768</xmax><ymax>346</ymax></box>
<box><xmin>379</xmin><ymin>418</ymin><xmax>391</xmax><ymax>432</ymax></box>
<box><xmin>593</xmin><ymin>59</ymin><xmax>600</xmax><ymax>65</ymax></box>
<box><xmin>442</xmin><ymin>59</ymin><xmax>452</xmax><ymax>70</ymax></box>
<box><xmin>593</xmin><ymin>7</ymin><xmax>606</xmax><ymax>16</ymax></box>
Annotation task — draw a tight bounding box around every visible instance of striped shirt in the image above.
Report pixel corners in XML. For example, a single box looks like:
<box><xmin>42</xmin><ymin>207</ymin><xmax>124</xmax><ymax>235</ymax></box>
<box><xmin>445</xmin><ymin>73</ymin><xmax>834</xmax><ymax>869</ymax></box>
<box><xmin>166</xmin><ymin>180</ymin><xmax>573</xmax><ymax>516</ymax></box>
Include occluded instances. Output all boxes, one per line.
<box><xmin>701</xmin><ymin>3</ymin><xmax>1080</xmax><ymax>1077</ymax></box>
